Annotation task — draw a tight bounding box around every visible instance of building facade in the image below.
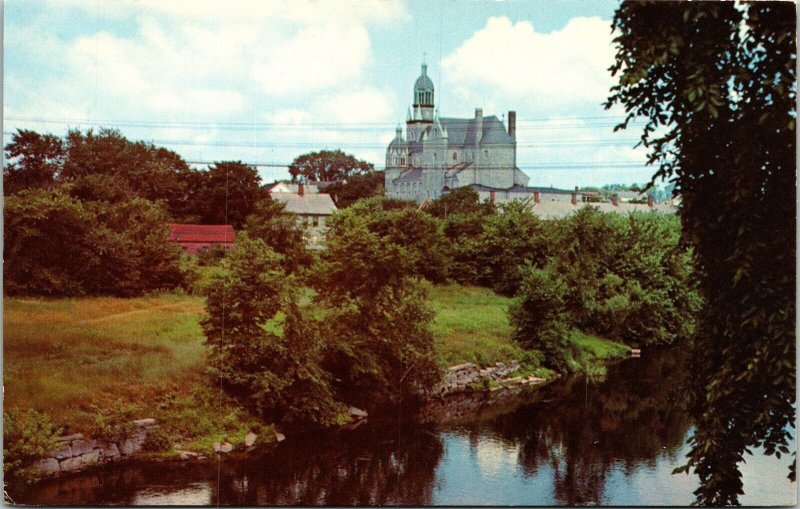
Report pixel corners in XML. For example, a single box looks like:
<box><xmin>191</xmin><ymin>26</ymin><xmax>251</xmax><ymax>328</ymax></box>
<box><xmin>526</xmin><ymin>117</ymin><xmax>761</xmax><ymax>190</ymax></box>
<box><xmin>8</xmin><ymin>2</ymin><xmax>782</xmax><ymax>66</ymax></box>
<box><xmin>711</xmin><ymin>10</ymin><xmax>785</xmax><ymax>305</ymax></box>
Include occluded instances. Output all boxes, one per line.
<box><xmin>270</xmin><ymin>183</ymin><xmax>338</xmax><ymax>250</ymax></box>
<box><xmin>385</xmin><ymin>63</ymin><xmax>529</xmax><ymax>202</ymax></box>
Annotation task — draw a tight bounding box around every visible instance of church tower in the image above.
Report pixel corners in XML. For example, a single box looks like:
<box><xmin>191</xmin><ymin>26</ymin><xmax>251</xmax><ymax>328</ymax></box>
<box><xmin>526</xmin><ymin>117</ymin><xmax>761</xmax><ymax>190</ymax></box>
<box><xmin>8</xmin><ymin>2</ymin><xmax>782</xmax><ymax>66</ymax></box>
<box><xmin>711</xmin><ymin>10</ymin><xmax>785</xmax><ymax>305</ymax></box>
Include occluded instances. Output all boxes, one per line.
<box><xmin>407</xmin><ymin>62</ymin><xmax>434</xmax><ymax>143</ymax></box>
<box><xmin>384</xmin><ymin>125</ymin><xmax>407</xmax><ymax>192</ymax></box>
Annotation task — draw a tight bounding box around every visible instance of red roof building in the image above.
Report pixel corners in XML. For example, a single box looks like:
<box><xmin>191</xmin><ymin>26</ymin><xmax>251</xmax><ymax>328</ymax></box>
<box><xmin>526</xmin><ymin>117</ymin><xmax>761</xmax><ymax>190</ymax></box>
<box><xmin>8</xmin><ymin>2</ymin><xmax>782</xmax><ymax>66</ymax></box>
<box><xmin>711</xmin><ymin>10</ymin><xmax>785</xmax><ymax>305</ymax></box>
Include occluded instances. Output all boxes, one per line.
<box><xmin>167</xmin><ymin>224</ymin><xmax>235</xmax><ymax>255</ymax></box>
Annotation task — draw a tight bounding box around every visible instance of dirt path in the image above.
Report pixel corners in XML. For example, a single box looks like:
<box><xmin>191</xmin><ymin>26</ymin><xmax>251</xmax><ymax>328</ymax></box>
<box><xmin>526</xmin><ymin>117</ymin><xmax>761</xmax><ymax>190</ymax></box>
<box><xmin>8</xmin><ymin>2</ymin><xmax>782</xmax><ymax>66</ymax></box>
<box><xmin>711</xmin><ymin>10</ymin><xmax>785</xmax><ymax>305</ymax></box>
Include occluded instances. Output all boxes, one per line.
<box><xmin>76</xmin><ymin>302</ymin><xmax>202</xmax><ymax>325</ymax></box>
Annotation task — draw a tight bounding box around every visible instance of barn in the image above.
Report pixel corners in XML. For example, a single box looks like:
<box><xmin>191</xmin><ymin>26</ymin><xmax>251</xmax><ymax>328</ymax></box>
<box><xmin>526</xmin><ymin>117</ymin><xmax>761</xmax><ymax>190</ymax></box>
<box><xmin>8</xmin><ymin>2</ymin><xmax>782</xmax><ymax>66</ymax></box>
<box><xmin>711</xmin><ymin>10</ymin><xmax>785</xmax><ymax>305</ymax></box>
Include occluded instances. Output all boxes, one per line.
<box><xmin>167</xmin><ymin>224</ymin><xmax>235</xmax><ymax>255</ymax></box>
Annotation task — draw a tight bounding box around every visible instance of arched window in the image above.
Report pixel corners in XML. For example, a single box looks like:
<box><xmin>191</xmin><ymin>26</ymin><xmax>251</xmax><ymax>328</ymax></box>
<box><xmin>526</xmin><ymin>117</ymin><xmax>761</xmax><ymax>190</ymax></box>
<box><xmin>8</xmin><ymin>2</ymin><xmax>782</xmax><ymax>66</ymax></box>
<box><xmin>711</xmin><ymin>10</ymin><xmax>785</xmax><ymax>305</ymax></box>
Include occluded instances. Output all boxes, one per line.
<box><xmin>453</xmin><ymin>152</ymin><xmax>457</xmax><ymax>161</ymax></box>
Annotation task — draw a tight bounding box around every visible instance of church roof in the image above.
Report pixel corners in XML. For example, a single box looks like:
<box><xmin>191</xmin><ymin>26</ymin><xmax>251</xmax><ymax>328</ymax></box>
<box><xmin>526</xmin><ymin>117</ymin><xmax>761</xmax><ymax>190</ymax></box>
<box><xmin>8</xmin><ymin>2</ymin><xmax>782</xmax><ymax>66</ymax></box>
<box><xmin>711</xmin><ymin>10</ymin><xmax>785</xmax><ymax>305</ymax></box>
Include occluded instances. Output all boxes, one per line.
<box><xmin>394</xmin><ymin>168</ymin><xmax>423</xmax><ymax>183</ymax></box>
<box><xmin>439</xmin><ymin>115</ymin><xmax>514</xmax><ymax>147</ymax></box>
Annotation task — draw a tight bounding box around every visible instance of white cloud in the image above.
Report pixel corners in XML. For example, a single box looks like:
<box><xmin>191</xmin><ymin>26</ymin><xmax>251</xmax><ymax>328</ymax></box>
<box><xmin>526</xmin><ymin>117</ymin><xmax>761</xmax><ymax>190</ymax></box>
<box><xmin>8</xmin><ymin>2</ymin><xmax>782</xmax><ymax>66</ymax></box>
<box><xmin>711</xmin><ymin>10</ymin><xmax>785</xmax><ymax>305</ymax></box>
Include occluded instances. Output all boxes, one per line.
<box><xmin>442</xmin><ymin>16</ymin><xmax>616</xmax><ymax>111</ymax></box>
<box><xmin>315</xmin><ymin>87</ymin><xmax>395</xmax><ymax>124</ymax></box>
<box><xmin>251</xmin><ymin>24</ymin><xmax>372</xmax><ymax>96</ymax></box>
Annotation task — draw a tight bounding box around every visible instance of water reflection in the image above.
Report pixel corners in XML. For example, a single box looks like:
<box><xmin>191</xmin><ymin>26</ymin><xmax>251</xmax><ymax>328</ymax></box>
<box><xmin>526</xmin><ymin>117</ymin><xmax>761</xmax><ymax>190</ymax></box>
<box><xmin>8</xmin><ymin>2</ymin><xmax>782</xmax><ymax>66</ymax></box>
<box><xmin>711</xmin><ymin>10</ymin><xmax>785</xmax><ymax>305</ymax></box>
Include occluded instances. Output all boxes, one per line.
<box><xmin>17</xmin><ymin>348</ymin><xmax>796</xmax><ymax>506</ymax></box>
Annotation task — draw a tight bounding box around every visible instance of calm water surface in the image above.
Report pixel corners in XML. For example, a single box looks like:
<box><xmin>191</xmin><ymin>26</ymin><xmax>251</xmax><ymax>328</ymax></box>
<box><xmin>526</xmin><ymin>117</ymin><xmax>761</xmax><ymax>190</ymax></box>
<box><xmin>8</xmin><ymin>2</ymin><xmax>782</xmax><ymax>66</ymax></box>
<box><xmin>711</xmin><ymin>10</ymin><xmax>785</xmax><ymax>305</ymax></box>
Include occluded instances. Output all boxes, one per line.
<box><xmin>17</xmin><ymin>348</ymin><xmax>797</xmax><ymax>505</ymax></box>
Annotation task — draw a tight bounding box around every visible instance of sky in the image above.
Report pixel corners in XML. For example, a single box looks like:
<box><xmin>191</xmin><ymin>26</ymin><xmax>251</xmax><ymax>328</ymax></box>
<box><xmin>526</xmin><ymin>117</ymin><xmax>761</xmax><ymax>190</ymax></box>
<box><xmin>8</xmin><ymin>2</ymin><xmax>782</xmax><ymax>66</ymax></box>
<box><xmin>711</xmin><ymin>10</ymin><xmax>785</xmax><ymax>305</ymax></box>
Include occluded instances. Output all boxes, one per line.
<box><xmin>4</xmin><ymin>0</ymin><xmax>662</xmax><ymax>189</ymax></box>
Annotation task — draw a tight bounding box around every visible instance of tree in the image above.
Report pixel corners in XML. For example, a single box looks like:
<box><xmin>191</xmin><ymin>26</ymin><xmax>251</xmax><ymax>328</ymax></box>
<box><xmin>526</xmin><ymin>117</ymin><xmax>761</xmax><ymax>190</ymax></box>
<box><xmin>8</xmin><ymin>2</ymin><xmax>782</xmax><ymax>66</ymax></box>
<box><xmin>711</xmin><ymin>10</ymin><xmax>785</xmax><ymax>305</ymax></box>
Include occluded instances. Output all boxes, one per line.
<box><xmin>244</xmin><ymin>198</ymin><xmax>312</xmax><ymax>273</ymax></box>
<box><xmin>3</xmin><ymin>129</ymin><xmax>65</xmax><ymax>194</ymax></box>
<box><xmin>325</xmin><ymin>171</ymin><xmax>385</xmax><ymax>208</ymax></box>
<box><xmin>4</xmin><ymin>188</ymin><xmax>187</xmax><ymax>297</ymax></box>
<box><xmin>607</xmin><ymin>2</ymin><xmax>795</xmax><ymax>504</ymax></box>
<box><xmin>311</xmin><ymin>197</ymin><xmax>441</xmax><ymax>408</ymax></box>
<box><xmin>202</xmin><ymin>234</ymin><xmax>345</xmax><ymax>426</ymax></box>
<box><xmin>197</xmin><ymin>161</ymin><xmax>266</xmax><ymax>228</ymax></box>
<box><xmin>288</xmin><ymin>150</ymin><xmax>373</xmax><ymax>183</ymax></box>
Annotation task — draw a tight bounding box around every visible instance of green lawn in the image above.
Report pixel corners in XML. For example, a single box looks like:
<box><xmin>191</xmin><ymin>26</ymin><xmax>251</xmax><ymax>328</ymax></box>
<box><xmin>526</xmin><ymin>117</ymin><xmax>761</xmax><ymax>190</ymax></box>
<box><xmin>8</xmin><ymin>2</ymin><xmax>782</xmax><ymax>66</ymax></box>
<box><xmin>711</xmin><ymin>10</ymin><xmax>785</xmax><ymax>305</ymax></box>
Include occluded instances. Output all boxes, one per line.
<box><xmin>429</xmin><ymin>284</ymin><xmax>529</xmax><ymax>367</ymax></box>
<box><xmin>3</xmin><ymin>283</ymin><xmax>629</xmax><ymax>444</ymax></box>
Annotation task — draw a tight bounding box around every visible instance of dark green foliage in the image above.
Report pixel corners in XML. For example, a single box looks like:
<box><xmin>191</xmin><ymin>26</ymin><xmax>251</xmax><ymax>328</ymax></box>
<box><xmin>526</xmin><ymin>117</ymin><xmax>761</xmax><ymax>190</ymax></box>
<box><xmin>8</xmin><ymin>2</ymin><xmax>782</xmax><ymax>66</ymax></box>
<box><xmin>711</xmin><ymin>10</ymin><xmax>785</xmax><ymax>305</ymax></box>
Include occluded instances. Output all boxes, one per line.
<box><xmin>425</xmin><ymin>187</ymin><xmax>493</xmax><ymax>219</ymax></box>
<box><xmin>3</xmin><ymin>409</ymin><xmax>61</xmax><ymax>486</ymax></box>
<box><xmin>193</xmin><ymin>161</ymin><xmax>266</xmax><ymax>229</ymax></box>
<box><xmin>3</xmin><ymin>129</ymin><xmax>65</xmax><ymax>194</ymax></box>
<box><xmin>509</xmin><ymin>264</ymin><xmax>572</xmax><ymax>371</ymax></box>
<box><xmin>316</xmin><ymin>197</ymin><xmax>447</xmax><ymax>290</ymax></box>
<box><xmin>141</xmin><ymin>428</ymin><xmax>172</xmax><ymax>452</ymax></box>
<box><xmin>607</xmin><ymin>2</ymin><xmax>796</xmax><ymax>504</ymax></box>
<box><xmin>196</xmin><ymin>244</ymin><xmax>228</xmax><ymax>267</ymax></box>
<box><xmin>288</xmin><ymin>149</ymin><xmax>373</xmax><ymax>183</ymax></box>
<box><xmin>510</xmin><ymin>208</ymin><xmax>700</xmax><ymax>369</ymax></box>
<box><xmin>244</xmin><ymin>198</ymin><xmax>312</xmax><ymax>274</ymax></box>
<box><xmin>4</xmin><ymin>188</ymin><xmax>187</xmax><ymax>297</ymax></box>
<box><xmin>312</xmin><ymin>198</ymin><xmax>442</xmax><ymax>407</ymax></box>
<box><xmin>202</xmin><ymin>234</ymin><xmax>345</xmax><ymax>427</ymax></box>
<box><xmin>325</xmin><ymin>171</ymin><xmax>386</xmax><ymax>208</ymax></box>
<box><xmin>477</xmin><ymin>201</ymin><xmax>548</xmax><ymax>296</ymax></box>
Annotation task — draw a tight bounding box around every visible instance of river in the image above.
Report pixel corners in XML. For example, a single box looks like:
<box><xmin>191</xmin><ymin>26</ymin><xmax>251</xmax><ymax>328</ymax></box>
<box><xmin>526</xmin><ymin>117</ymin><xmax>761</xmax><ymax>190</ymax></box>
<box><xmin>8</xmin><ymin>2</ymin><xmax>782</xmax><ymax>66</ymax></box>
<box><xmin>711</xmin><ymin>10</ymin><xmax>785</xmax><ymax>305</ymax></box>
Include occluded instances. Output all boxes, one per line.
<box><xmin>15</xmin><ymin>347</ymin><xmax>797</xmax><ymax>505</ymax></box>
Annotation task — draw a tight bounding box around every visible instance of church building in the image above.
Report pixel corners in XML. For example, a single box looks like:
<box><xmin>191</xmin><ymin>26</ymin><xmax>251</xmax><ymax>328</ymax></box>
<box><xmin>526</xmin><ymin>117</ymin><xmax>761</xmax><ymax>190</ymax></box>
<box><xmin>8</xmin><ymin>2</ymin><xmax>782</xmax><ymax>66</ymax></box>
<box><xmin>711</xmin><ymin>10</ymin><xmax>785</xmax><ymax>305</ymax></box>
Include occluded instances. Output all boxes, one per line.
<box><xmin>385</xmin><ymin>63</ymin><xmax>530</xmax><ymax>202</ymax></box>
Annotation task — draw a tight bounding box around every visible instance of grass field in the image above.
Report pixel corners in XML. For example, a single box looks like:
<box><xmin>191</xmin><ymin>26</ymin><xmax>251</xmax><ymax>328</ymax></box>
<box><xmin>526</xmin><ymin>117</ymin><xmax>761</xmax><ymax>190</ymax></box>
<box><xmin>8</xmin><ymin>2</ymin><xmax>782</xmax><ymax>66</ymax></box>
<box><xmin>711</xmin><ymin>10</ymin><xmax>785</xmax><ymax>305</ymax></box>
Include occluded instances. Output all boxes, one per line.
<box><xmin>3</xmin><ymin>283</ymin><xmax>628</xmax><ymax>444</ymax></box>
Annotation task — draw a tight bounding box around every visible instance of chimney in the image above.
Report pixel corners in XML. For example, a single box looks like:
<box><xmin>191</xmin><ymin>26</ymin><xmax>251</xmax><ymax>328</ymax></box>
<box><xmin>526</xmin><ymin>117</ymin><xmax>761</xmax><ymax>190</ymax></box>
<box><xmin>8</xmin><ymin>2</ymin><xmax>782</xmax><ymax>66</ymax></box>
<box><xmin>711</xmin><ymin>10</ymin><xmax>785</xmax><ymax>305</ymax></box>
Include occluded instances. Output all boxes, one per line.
<box><xmin>611</xmin><ymin>194</ymin><xmax>618</xmax><ymax>206</ymax></box>
<box><xmin>508</xmin><ymin>111</ymin><xmax>516</xmax><ymax>138</ymax></box>
<box><xmin>489</xmin><ymin>190</ymin><xmax>496</xmax><ymax>204</ymax></box>
<box><xmin>647</xmin><ymin>195</ymin><xmax>654</xmax><ymax>207</ymax></box>
<box><xmin>298</xmin><ymin>183</ymin><xmax>305</xmax><ymax>196</ymax></box>
<box><xmin>534</xmin><ymin>191</ymin><xmax>540</xmax><ymax>204</ymax></box>
<box><xmin>571</xmin><ymin>192</ymin><xmax>577</xmax><ymax>205</ymax></box>
<box><xmin>475</xmin><ymin>108</ymin><xmax>483</xmax><ymax>144</ymax></box>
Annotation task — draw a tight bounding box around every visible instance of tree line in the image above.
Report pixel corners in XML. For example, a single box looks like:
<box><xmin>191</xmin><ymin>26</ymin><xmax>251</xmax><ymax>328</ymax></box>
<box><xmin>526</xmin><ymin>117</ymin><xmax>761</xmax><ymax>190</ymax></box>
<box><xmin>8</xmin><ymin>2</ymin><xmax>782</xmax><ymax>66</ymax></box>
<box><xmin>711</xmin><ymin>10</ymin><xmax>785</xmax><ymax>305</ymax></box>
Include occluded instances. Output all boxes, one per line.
<box><xmin>3</xmin><ymin>128</ymin><xmax>383</xmax><ymax>296</ymax></box>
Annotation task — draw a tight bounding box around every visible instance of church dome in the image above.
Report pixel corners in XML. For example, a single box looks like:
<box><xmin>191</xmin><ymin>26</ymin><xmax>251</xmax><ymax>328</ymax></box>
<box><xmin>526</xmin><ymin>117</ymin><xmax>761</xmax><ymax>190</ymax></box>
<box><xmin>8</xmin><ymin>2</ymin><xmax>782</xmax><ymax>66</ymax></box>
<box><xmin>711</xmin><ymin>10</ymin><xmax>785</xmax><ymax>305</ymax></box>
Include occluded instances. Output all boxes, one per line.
<box><xmin>388</xmin><ymin>125</ymin><xmax>406</xmax><ymax>151</ymax></box>
<box><xmin>413</xmin><ymin>63</ymin><xmax>434</xmax><ymax>106</ymax></box>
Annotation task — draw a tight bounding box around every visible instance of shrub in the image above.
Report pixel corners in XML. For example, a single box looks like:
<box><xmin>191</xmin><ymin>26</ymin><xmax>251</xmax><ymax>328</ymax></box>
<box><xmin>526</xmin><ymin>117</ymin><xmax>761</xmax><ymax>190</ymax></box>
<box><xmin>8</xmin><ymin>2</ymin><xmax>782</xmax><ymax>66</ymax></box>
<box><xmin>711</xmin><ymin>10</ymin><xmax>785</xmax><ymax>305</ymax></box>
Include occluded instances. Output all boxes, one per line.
<box><xmin>3</xmin><ymin>409</ymin><xmax>62</xmax><ymax>486</ymax></box>
<box><xmin>141</xmin><ymin>428</ymin><xmax>172</xmax><ymax>452</ymax></box>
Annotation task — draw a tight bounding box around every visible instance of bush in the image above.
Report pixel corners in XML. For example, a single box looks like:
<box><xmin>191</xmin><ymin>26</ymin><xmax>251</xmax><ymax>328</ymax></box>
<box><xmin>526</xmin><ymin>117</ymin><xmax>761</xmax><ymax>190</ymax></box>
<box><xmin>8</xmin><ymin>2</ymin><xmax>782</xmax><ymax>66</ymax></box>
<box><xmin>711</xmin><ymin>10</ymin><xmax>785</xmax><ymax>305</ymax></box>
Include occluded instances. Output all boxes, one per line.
<box><xmin>141</xmin><ymin>428</ymin><xmax>172</xmax><ymax>452</ymax></box>
<box><xmin>3</xmin><ymin>409</ymin><xmax>62</xmax><ymax>486</ymax></box>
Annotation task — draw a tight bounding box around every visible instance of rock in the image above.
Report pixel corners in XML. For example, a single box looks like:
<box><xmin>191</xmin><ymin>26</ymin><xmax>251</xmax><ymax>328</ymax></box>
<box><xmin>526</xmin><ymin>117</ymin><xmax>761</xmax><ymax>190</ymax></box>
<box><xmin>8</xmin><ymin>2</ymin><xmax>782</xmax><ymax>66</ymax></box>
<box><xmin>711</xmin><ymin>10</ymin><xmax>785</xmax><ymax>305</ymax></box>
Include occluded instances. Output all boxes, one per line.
<box><xmin>179</xmin><ymin>452</ymin><xmax>190</xmax><ymax>461</ymax></box>
<box><xmin>59</xmin><ymin>433</ymin><xmax>84</xmax><ymax>442</ymax></box>
<box><xmin>119</xmin><ymin>438</ymin><xmax>138</xmax><ymax>456</ymax></box>
<box><xmin>274</xmin><ymin>432</ymin><xmax>286</xmax><ymax>442</ymax></box>
<box><xmin>33</xmin><ymin>457</ymin><xmax>61</xmax><ymax>475</ymax></box>
<box><xmin>527</xmin><ymin>376</ymin><xmax>546</xmax><ymax>384</ymax></box>
<box><xmin>245</xmin><ymin>432</ymin><xmax>257</xmax><ymax>447</ymax></box>
<box><xmin>348</xmin><ymin>406</ymin><xmax>368</xmax><ymax>418</ymax></box>
<box><xmin>71</xmin><ymin>439</ymin><xmax>96</xmax><ymax>456</ymax></box>
<box><xmin>179</xmin><ymin>451</ymin><xmax>199</xmax><ymax>461</ymax></box>
<box><xmin>212</xmin><ymin>442</ymin><xmax>221</xmax><ymax>453</ymax></box>
<box><xmin>99</xmin><ymin>441</ymin><xmax>120</xmax><ymax>461</ymax></box>
<box><xmin>220</xmin><ymin>442</ymin><xmax>234</xmax><ymax>453</ymax></box>
<box><xmin>59</xmin><ymin>456</ymin><xmax>83</xmax><ymax>472</ymax></box>
<box><xmin>52</xmin><ymin>443</ymin><xmax>73</xmax><ymax>460</ymax></box>
<box><xmin>133</xmin><ymin>418</ymin><xmax>157</xmax><ymax>428</ymax></box>
<box><xmin>448</xmin><ymin>362</ymin><xmax>477</xmax><ymax>372</ymax></box>
<box><xmin>502</xmin><ymin>377</ymin><xmax>524</xmax><ymax>386</ymax></box>
<box><xmin>81</xmin><ymin>449</ymin><xmax>101</xmax><ymax>466</ymax></box>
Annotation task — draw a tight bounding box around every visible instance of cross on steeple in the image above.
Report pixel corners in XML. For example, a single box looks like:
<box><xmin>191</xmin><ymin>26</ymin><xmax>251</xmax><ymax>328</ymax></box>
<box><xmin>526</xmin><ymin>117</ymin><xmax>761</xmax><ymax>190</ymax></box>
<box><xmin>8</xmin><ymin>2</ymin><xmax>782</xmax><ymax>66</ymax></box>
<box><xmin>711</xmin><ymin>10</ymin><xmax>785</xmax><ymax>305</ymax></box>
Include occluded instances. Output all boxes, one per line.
<box><xmin>422</xmin><ymin>51</ymin><xmax>427</xmax><ymax>64</ymax></box>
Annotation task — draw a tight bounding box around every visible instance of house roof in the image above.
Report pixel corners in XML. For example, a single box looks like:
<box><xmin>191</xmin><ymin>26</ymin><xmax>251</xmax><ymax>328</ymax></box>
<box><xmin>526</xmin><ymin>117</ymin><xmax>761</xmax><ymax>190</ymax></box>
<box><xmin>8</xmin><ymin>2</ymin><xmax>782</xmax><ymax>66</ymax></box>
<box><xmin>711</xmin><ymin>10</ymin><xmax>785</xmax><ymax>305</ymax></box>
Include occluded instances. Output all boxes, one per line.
<box><xmin>167</xmin><ymin>224</ymin><xmax>235</xmax><ymax>243</ymax></box>
<box><xmin>271</xmin><ymin>192</ymin><xmax>338</xmax><ymax>215</ymax></box>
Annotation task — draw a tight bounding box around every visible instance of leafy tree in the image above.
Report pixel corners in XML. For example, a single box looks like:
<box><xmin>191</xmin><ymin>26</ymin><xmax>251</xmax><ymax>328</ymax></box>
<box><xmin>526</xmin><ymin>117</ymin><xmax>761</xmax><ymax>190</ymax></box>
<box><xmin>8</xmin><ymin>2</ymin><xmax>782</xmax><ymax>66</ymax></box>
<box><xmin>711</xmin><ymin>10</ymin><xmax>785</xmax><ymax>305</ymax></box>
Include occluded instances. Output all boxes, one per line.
<box><xmin>244</xmin><ymin>198</ymin><xmax>312</xmax><ymax>274</ymax></box>
<box><xmin>312</xmin><ymin>198</ymin><xmax>441</xmax><ymax>408</ymax></box>
<box><xmin>476</xmin><ymin>200</ymin><xmax>547</xmax><ymax>296</ymax></box>
<box><xmin>509</xmin><ymin>263</ymin><xmax>572</xmax><ymax>371</ymax></box>
<box><xmin>324</xmin><ymin>171</ymin><xmax>385</xmax><ymax>208</ymax></box>
<box><xmin>196</xmin><ymin>161</ymin><xmax>266</xmax><ymax>228</ymax></box>
<box><xmin>4</xmin><ymin>188</ymin><xmax>186</xmax><ymax>296</ymax></box>
<box><xmin>202</xmin><ymin>234</ymin><xmax>345</xmax><ymax>426</ymax></box>
<box><xmin>425</xmin><ymin>187</ymin><xmax>493</xmax><ymax>219</ymax></box>
<box><xmin>607</xmin><ymin>2</ymin><xmax>795</xmax><ymax>504</ymax></box>
<box><xmin>60</xmin><ymin>128</ymin><xmax>191</xmax><ymax>212</ymax></box>
<box><xmin>3</xmin><ymin>129</ymin><xmax>65</xmax><ymax>194</ymax></box>
<box><xmin>288</xmin><ymin>149</ymin><xmax>373</xmax><ymax>183</ymax></box>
